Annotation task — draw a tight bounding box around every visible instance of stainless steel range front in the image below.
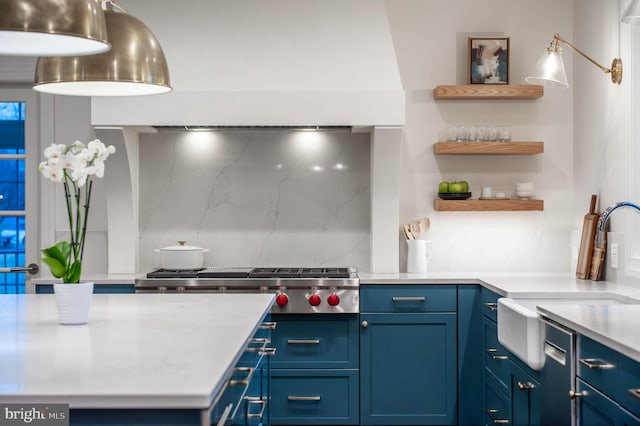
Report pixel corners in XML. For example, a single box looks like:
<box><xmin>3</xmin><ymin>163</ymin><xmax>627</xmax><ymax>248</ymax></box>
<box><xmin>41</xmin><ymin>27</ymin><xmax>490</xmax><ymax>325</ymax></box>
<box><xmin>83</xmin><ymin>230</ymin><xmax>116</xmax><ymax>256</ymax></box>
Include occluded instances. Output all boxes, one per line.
<box><xmin>134</xmin><ymin>267</ymin><xmax>359</xmax><ymax>314</ymax></box>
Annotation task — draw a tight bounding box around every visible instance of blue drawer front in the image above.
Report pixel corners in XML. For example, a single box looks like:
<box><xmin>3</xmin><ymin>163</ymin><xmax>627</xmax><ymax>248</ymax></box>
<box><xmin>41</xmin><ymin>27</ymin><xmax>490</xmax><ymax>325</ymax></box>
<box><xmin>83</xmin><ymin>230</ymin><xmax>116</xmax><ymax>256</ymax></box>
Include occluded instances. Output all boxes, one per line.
<box><xmin>483</xmin><ymin>316</ymin><xmax>510</xmax><ymax>392</ymax></box>
<box><xmin>481</xmin><ymin>288</ymin><xmax>500</xmax><ymax>322</ymax></box>
<box><xmin>270</xmin><ymin>370</ymin><xmax>358</xmax><ymax>425</ymax></box>
<box><xmin>360</xmin><ymin>285</ymin><xmax>456</xmax><ymax>312</ymax></box>
<box><xmin>578</xmin><ymin>335</ymin><xmax>620</xmax><ymax>401</ymax></box>
<box><xmin>616</xmin><ymin>350</ymin><xmax>640</xmax><ymax>419</ymax></box>
<box><xmin>270</xmin><ymin>315</ymin><xmax>358</xmax><ymax>369</ymax></box>
<box><xmin>483</xmin><ymin>372</ymin><xmax>511</xmax><ymax>426</ymax></box>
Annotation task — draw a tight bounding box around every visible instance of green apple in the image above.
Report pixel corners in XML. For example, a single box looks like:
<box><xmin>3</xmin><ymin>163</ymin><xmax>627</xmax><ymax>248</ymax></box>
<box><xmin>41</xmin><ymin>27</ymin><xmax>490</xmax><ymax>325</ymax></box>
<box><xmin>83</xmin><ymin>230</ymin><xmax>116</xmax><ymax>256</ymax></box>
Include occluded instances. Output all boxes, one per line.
<box><xmin>438</xmin><ymin>181</ymin><xmax>449</xmax><ymax>193</ymax></box>
<box><xmin>448</xmin><ymin>181</ymin><xmax>464</xmax><ymax>193</ymax></box>
<box><xmin>460</xmin><ymin>181</ymin><xmax>469</xmax><ymax>192</ymax></box>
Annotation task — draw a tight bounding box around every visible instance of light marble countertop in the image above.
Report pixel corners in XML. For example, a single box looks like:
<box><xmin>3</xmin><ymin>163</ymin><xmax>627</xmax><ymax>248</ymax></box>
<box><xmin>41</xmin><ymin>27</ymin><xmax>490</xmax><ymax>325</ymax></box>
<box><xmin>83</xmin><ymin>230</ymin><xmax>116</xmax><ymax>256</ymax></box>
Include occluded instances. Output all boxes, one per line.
<box><xmin>538</xmin><ymin>304</ymin><xmax>640</xmax><ymax>363</ymax></box>
<box><xmin>0</xmin><ymin>293</ymin><xmax>274</xmax><ymax>409</ymax></box>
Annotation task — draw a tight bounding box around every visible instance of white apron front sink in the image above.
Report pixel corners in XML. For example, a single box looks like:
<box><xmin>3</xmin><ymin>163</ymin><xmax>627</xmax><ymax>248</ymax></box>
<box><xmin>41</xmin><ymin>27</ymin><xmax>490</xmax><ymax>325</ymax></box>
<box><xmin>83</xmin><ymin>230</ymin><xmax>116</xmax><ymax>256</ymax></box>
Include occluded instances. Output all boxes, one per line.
<box><xmin>497</xmin><ymin>297</ymin><xmax>630</xmax><ymax>371</ymax></box>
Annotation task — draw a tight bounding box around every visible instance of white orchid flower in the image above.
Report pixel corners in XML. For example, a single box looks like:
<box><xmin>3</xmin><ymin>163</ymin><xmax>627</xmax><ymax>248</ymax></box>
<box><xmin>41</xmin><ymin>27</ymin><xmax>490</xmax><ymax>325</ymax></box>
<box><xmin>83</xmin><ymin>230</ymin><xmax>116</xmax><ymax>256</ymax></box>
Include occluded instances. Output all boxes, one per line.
<box><xmin>43</xmin><ymin>143</ymin><xmax>66</xmax><ymax>160</ymax></box>
<box><xmin>41</xmin><ymin>164</ymin><xmax>64</xmax><ymax>182</ymax></box>
<box><xmin>92</xmin><ymin>160</ymin><xmax>105</xmax><ymax>178</ymax></box>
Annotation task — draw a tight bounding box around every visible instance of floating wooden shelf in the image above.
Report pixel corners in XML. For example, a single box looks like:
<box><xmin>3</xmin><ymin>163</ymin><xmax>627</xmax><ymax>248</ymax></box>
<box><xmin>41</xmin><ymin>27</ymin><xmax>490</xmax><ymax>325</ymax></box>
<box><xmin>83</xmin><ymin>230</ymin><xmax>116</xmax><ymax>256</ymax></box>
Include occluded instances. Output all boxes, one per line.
<box><xmin>434</xmin><ymin>141</ymin><xmax>544</xmax><ymax>155</ymax></box>
<box><xmin>434</xmin><ymin>199</ymin><xmax>544</xmax><ymax>212</ymax></box>
<box><xmin>433</xmin><ymin>85</ymin><xmax>544</xmax><ymax>100</ymax></box>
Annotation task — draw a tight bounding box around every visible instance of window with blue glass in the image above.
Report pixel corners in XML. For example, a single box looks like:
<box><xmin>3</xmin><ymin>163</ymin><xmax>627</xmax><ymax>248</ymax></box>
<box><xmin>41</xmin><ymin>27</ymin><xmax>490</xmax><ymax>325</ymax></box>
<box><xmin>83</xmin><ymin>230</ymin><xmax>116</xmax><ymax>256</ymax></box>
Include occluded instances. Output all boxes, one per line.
<box><xmin>0</xmin><ymin>102</ymin><xmax>26</xmax><ymax>293</ymax></box>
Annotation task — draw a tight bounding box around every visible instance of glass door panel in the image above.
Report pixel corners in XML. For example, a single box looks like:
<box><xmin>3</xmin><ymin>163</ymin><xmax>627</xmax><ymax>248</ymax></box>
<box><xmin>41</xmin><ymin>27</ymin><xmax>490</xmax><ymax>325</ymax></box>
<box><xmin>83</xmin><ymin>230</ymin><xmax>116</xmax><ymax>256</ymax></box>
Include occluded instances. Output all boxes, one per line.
<box><xmin>0</xmin><ymin>102</ymin><xmax>26</xmax><ymax>293</ymax></box>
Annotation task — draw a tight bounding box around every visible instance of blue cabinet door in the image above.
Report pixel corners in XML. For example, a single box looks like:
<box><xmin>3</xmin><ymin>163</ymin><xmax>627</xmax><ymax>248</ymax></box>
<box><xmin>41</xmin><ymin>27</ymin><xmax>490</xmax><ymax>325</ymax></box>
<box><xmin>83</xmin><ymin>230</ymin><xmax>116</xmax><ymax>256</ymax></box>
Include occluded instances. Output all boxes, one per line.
<box><xmin>510</xmin><ymin>362</ymin><xmax>541</xmax><ymax>426</ymax></box>
<box><xmin>577</xmin><ymin>378</ymin><xmax>640</xmax><ymax>426</ymax></box>
<box><xmin>360</xmin><ymin>312</ymin><xmax>457</xmax><ymax>425</ymax></box>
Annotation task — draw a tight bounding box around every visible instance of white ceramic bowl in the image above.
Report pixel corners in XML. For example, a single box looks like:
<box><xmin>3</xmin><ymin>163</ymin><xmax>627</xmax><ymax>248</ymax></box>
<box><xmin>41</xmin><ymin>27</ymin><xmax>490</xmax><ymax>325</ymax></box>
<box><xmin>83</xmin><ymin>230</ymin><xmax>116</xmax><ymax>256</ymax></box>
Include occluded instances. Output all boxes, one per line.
<box><xmin>516</xmin><ymin>189</ymin><xmax>533</xmax><ymax>198</ymax></box>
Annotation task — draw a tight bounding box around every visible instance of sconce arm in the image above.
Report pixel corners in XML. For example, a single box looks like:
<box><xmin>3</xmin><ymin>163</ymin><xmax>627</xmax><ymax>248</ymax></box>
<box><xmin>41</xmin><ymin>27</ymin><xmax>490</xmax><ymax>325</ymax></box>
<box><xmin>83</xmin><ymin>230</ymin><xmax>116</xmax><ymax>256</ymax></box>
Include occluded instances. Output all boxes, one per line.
<box><xmin>553</xmin><ymin>33</ymin><xmax>611</xmax><ymax>74</ymax></box>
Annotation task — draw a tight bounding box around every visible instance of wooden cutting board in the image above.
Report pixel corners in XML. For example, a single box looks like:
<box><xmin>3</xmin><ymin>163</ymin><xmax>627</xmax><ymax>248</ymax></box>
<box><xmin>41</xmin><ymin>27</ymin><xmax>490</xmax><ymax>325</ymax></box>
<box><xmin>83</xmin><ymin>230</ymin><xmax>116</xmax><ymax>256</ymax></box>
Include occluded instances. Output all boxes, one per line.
<box><xmin>576</xmin><ymin>194</ymin><xmax>598</xmax><ymax>279</ymax></box>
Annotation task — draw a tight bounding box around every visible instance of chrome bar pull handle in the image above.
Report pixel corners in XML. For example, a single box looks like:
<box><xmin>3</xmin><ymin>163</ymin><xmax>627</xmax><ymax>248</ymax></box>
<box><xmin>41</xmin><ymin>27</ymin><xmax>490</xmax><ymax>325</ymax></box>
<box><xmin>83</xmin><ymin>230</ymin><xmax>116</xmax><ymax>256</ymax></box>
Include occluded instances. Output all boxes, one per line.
<box><xmin>260</xmin><ymin>321</ymin><xmax>277</xmax><ymax>330</ymax></box>
<box><xmin>229</xmin><ymin>367</ymin><xmax>255</xmax><ymax>386</ymax></box>
<box><xmin>629</xmin><ymin>389</ymin><xmax>640</xmax><ymax>401</ymax></box>
<box><xmin>517</xmin><ymin>381</ymin><xmax>536</xmax><ymax>390</ymax></box>
<box><xmin>245</xmin><ymin>397</ymin><xmax>267</xmax><ymax>419</ymax></box>
<box><xmin>215</xmin><ymin>403</ymin><xmax>233</xmax><ymax>426</ymax></box>
<box><xmin>484</xmin><ymin>302</ymin><xmax>498</xmax><ymax>312</ymax></box>
<box><xmin>260</xmin><ymin>347</ymin><xmax>277</xmax><ymax>356</ymax></box>
<box><xmin>579</xmin><ymin>358</ymin><xmax>615</xmax><ymax>370</ymax></box>
<box><xmin>486</xmin><ymin>409</ymin><xmax>509</xmax><ymax>424</ymax></box>
<box><xmin>0</xmin><ymin>263</ymin><xmax>39</xmax><ymax>275</ymax></box>
<box><xmin>288</xmin><ymin>395</ymin><xmax>321</xmax><ymax>401</ymax></box>
<box><xmin>287</xmin><ymin>339</ymin><xmax>320</xmax><ymax>344</ymax></box>
<box><xmin>392</xmin><ymin>296</ymin><xmax>426</xmax><ymax>302</ymax></box>
<box><xmin>486</xmin><ymin>348</ymin><xmax>509</xmax><ymax>360</ymax></box>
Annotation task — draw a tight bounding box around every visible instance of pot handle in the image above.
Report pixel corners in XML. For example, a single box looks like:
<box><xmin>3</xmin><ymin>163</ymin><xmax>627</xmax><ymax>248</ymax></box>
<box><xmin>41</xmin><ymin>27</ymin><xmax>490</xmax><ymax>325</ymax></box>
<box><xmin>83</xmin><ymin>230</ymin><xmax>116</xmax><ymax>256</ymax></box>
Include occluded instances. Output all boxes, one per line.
<box><xmin>154</xmin><ymin>249</ymin><xmax>161</xmax><ymax>253</ymax></box>
<box><xmin>202</xmin><ymin>249</ymin><xmax>210</xmax><ymax>253</ymax></box>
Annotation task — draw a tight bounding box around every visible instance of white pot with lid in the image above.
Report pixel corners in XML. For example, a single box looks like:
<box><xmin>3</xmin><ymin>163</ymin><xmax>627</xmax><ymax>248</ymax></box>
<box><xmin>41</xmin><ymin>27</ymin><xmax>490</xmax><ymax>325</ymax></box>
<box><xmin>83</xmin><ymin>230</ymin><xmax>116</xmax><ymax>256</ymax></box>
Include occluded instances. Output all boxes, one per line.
<box><xmin>154</xmin><ymin>241</ymin><xmax>210</xmax><ymax>270</ymax></box>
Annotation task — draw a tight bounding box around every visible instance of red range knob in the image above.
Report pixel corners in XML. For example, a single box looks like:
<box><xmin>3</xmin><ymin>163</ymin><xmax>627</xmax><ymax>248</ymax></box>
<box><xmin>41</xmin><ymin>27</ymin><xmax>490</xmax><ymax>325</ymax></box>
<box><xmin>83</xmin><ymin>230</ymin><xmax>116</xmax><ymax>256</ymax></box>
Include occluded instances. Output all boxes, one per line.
<box><xmin>276</xmin><ymin>293</ymin><xmax>289</xmax><ymax>307</ymax></box>
<box><xmin>327</xmin><ymin>293</ymin><xmax>340</xmax><ymax>306</ymax></box>
<box><xmin>308</xmin><ymin>293</ymin><xmax>321</xmax><ymax>306</ymax></box>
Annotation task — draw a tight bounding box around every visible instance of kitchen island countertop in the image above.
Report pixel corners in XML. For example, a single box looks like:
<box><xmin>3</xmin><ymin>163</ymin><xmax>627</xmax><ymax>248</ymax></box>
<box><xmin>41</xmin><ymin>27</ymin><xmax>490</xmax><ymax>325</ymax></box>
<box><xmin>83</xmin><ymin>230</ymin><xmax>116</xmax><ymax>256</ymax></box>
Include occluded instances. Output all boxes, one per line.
<box><xmin>0</xmin><ymin>293</ymin><xmax>274</xmax><ymax>409</ymax></box>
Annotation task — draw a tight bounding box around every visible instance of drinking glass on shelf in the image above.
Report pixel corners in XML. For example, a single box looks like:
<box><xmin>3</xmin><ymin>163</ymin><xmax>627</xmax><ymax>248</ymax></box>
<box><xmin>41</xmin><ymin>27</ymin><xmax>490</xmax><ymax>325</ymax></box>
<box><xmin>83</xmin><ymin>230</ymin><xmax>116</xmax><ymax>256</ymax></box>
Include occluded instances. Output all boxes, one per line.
<box><xmin>488</xmin><ymin>125</ymin><xmax>498</xmax><ymax>141</ymax></box>
<box><xmin>498</xmin><ymin>125</ymin><xmax>511</xmax><ymax>141</ymax></box>
<box><xmin>456</xmin><ymin>124</ymin><xmax>469</xmax><ymax>142</ymax></box>
<box><xmin>475</xmin><ymin>125</ymin><xmax>488</xmax><ymax>141</ymax></box>
<box><xmin>446</xmin><ymin>125</ymin><xmax>457</xmax><ymax>141</ymax></box>
<box><xmin>467</xmin><ymin>125</ymin><xmax>477</xmax><ymax>142</ymax></box>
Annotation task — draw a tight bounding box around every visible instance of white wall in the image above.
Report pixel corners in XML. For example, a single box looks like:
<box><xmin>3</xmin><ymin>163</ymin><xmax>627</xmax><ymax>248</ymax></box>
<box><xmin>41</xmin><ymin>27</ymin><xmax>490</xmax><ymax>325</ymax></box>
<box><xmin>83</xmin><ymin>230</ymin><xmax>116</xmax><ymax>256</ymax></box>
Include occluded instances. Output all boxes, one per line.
<box><xmin>572</xmin><ymin>0</ymin><xmax>638</xmax><ymax>283</ymax></box>
<box><xmin>385</xmin><ymin>0</ymin><xmax>574</xmax><ymax>272</ymax></box>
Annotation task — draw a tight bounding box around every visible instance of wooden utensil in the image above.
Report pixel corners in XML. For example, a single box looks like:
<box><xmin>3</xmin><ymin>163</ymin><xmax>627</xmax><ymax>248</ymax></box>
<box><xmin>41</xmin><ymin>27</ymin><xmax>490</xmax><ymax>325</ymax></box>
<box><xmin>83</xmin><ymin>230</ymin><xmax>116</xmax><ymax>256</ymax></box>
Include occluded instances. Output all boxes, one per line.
<box><xmin>403</xmin><ymin>224</ymin><xmax>414</xmax><ymax>240</ymax></box>
<box><xmin>589</xmin><ymin>218</ymin><xmax>608</xmax><ymax>281</ymax></box>
<box><xmin>420</xmin><ymin>217</ymin><xmax>430</xmax><ymax>234</ymax></box>
<box><xmin>410</xmin><ymin>222</ymin><xmax>422</xmax><ymax>239</ymax></box>
<box><xmin>576</xmin><ymin>194</ymin><xmax>598</xmax><ymax>279</ymax></box>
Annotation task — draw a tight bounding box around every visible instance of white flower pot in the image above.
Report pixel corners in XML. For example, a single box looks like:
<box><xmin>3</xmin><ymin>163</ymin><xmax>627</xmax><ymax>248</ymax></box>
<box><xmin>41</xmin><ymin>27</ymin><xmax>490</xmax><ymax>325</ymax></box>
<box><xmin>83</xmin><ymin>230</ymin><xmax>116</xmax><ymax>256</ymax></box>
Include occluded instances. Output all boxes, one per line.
<box><xmin>53</xmin><ymin>282</ymin><xmax>94</xmax><ymax>325</ymax></box>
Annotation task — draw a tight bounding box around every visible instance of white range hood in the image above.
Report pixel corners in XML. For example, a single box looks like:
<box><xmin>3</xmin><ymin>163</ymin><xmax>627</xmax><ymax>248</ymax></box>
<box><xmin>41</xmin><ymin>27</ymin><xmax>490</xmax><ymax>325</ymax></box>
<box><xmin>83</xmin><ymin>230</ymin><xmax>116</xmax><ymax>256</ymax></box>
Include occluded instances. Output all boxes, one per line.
<box><xmin>91</xmin><ymin>0</ymin><xmax>405</xmax><ymax>127</ymax></box>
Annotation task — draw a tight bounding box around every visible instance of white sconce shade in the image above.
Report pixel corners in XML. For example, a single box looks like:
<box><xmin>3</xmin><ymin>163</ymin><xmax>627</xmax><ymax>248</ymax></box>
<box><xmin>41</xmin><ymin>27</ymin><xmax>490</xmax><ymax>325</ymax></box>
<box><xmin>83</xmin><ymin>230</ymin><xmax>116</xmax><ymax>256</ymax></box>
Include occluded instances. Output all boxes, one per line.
<box><xmin>0</xmin><ymin>0</ymin><xmax>110</xmax><ymax>56</ymax></box>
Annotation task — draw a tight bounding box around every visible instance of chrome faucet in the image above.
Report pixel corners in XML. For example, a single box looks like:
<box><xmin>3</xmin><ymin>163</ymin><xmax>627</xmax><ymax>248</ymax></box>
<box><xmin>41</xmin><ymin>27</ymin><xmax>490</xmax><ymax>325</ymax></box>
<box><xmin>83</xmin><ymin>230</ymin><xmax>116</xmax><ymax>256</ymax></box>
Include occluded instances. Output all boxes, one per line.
<box><xmin>595</xmin><ymin>201</ymin><xmax>640</xmax><ymax>248</ymax></box>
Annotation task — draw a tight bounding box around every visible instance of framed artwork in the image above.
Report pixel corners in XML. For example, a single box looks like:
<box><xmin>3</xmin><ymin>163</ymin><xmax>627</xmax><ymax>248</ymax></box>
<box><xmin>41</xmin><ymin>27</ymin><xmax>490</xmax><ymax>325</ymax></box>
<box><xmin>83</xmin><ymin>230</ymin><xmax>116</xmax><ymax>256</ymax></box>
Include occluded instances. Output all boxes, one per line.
<box><xmin>468</xmin><ymin>37</ymin><xmax>509</xmax><ymax>84</ymax></box>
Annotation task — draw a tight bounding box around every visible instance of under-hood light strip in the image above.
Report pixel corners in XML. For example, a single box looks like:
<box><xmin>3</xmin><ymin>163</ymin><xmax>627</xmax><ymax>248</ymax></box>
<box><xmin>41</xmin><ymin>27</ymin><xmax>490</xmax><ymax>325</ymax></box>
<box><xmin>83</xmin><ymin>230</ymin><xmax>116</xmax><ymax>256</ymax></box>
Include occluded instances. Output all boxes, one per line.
<box><xmin>155</xmin><ymin>125</ymin><xmax>353</xmax><ymax>133</ymax></box>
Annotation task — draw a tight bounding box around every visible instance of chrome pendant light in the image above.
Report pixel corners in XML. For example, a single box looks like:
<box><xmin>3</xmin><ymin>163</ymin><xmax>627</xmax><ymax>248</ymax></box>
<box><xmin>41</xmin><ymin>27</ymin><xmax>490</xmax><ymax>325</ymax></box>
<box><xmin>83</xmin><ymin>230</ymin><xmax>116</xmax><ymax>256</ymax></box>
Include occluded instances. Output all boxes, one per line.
<box><xmin>0</xmin><ymin>0</ymin><xmax>110</xmax><ymax>56</ymax></box>
<box><xmin>33</xmin><ymin>1</ymin><xmax>171</xmax><ymax>96</ymax></box>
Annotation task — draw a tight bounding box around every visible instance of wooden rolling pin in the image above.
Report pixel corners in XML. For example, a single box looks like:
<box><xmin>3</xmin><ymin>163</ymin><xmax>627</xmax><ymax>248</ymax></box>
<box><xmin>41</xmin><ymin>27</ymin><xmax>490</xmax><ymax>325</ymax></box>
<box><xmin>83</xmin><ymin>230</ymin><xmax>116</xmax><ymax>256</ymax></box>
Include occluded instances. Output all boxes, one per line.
<box><xmin>576</xmin><ymin>195</ymin><xmax>598</xmax><ymax>279</ymax></box>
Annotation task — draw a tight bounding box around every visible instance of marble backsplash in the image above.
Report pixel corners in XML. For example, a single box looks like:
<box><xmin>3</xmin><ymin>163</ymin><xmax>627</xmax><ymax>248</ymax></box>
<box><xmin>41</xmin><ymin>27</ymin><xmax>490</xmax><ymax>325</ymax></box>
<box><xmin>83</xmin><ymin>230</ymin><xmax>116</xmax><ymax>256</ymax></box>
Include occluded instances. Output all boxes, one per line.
<box><xmin>138</xmin><ymin>129</ymin><xmax>371</xmax><ymax>272</ymax></box>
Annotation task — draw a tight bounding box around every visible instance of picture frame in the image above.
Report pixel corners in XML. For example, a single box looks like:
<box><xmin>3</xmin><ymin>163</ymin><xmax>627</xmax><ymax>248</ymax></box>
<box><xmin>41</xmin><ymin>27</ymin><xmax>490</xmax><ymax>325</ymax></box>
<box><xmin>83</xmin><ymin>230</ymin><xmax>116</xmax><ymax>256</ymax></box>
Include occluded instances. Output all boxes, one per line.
<box><xmin>468</xmin><ymin>37</ymin><xmax>509</xmax><ymax>84</ymax></box>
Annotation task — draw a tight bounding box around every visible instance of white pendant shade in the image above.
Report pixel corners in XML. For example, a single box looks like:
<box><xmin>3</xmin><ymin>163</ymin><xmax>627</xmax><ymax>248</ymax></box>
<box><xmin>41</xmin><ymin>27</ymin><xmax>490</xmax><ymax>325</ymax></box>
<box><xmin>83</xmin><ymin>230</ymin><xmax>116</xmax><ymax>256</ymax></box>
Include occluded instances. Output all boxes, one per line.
<box><xmin>622</xmin><ymin>0</ymin><xmax>640</xmax><ymax>26</ymax></box>
<box><xmin>0</xmin><ymin>0</ymin><xmax>110</xmax><ymax>56</ymax></box>
<box><xmin>525</xmin><ymin>46</ymin><xmax>569</xmax><ymax>88</ymax></box>
<box><xmin>33</xmin><ymin>7</ymin><xmax>171</xmax><ymax>97</ymax></box>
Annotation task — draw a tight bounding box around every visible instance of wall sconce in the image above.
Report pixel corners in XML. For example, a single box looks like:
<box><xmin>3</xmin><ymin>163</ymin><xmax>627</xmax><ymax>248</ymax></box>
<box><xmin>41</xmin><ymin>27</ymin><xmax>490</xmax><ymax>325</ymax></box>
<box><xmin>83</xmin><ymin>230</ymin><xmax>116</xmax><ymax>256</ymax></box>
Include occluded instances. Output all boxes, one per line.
<box><xmin>621</xmin><ymin>0</ymin><xmax>640</xmax><ymax>26</ymax></box>
<box><xmin>33</xmin><ymin>1</ymin><xmax>171</xmax><ymax>97</ymax></box>
<box><xmin>525</xmin><ymin>33</ymin><xmax>622</xmax><ymax>88</ymax></box>
<box><xmin>0</xmin><ymin>0</ymin><xmax>110</xmax><ymax>56</ymax></box>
